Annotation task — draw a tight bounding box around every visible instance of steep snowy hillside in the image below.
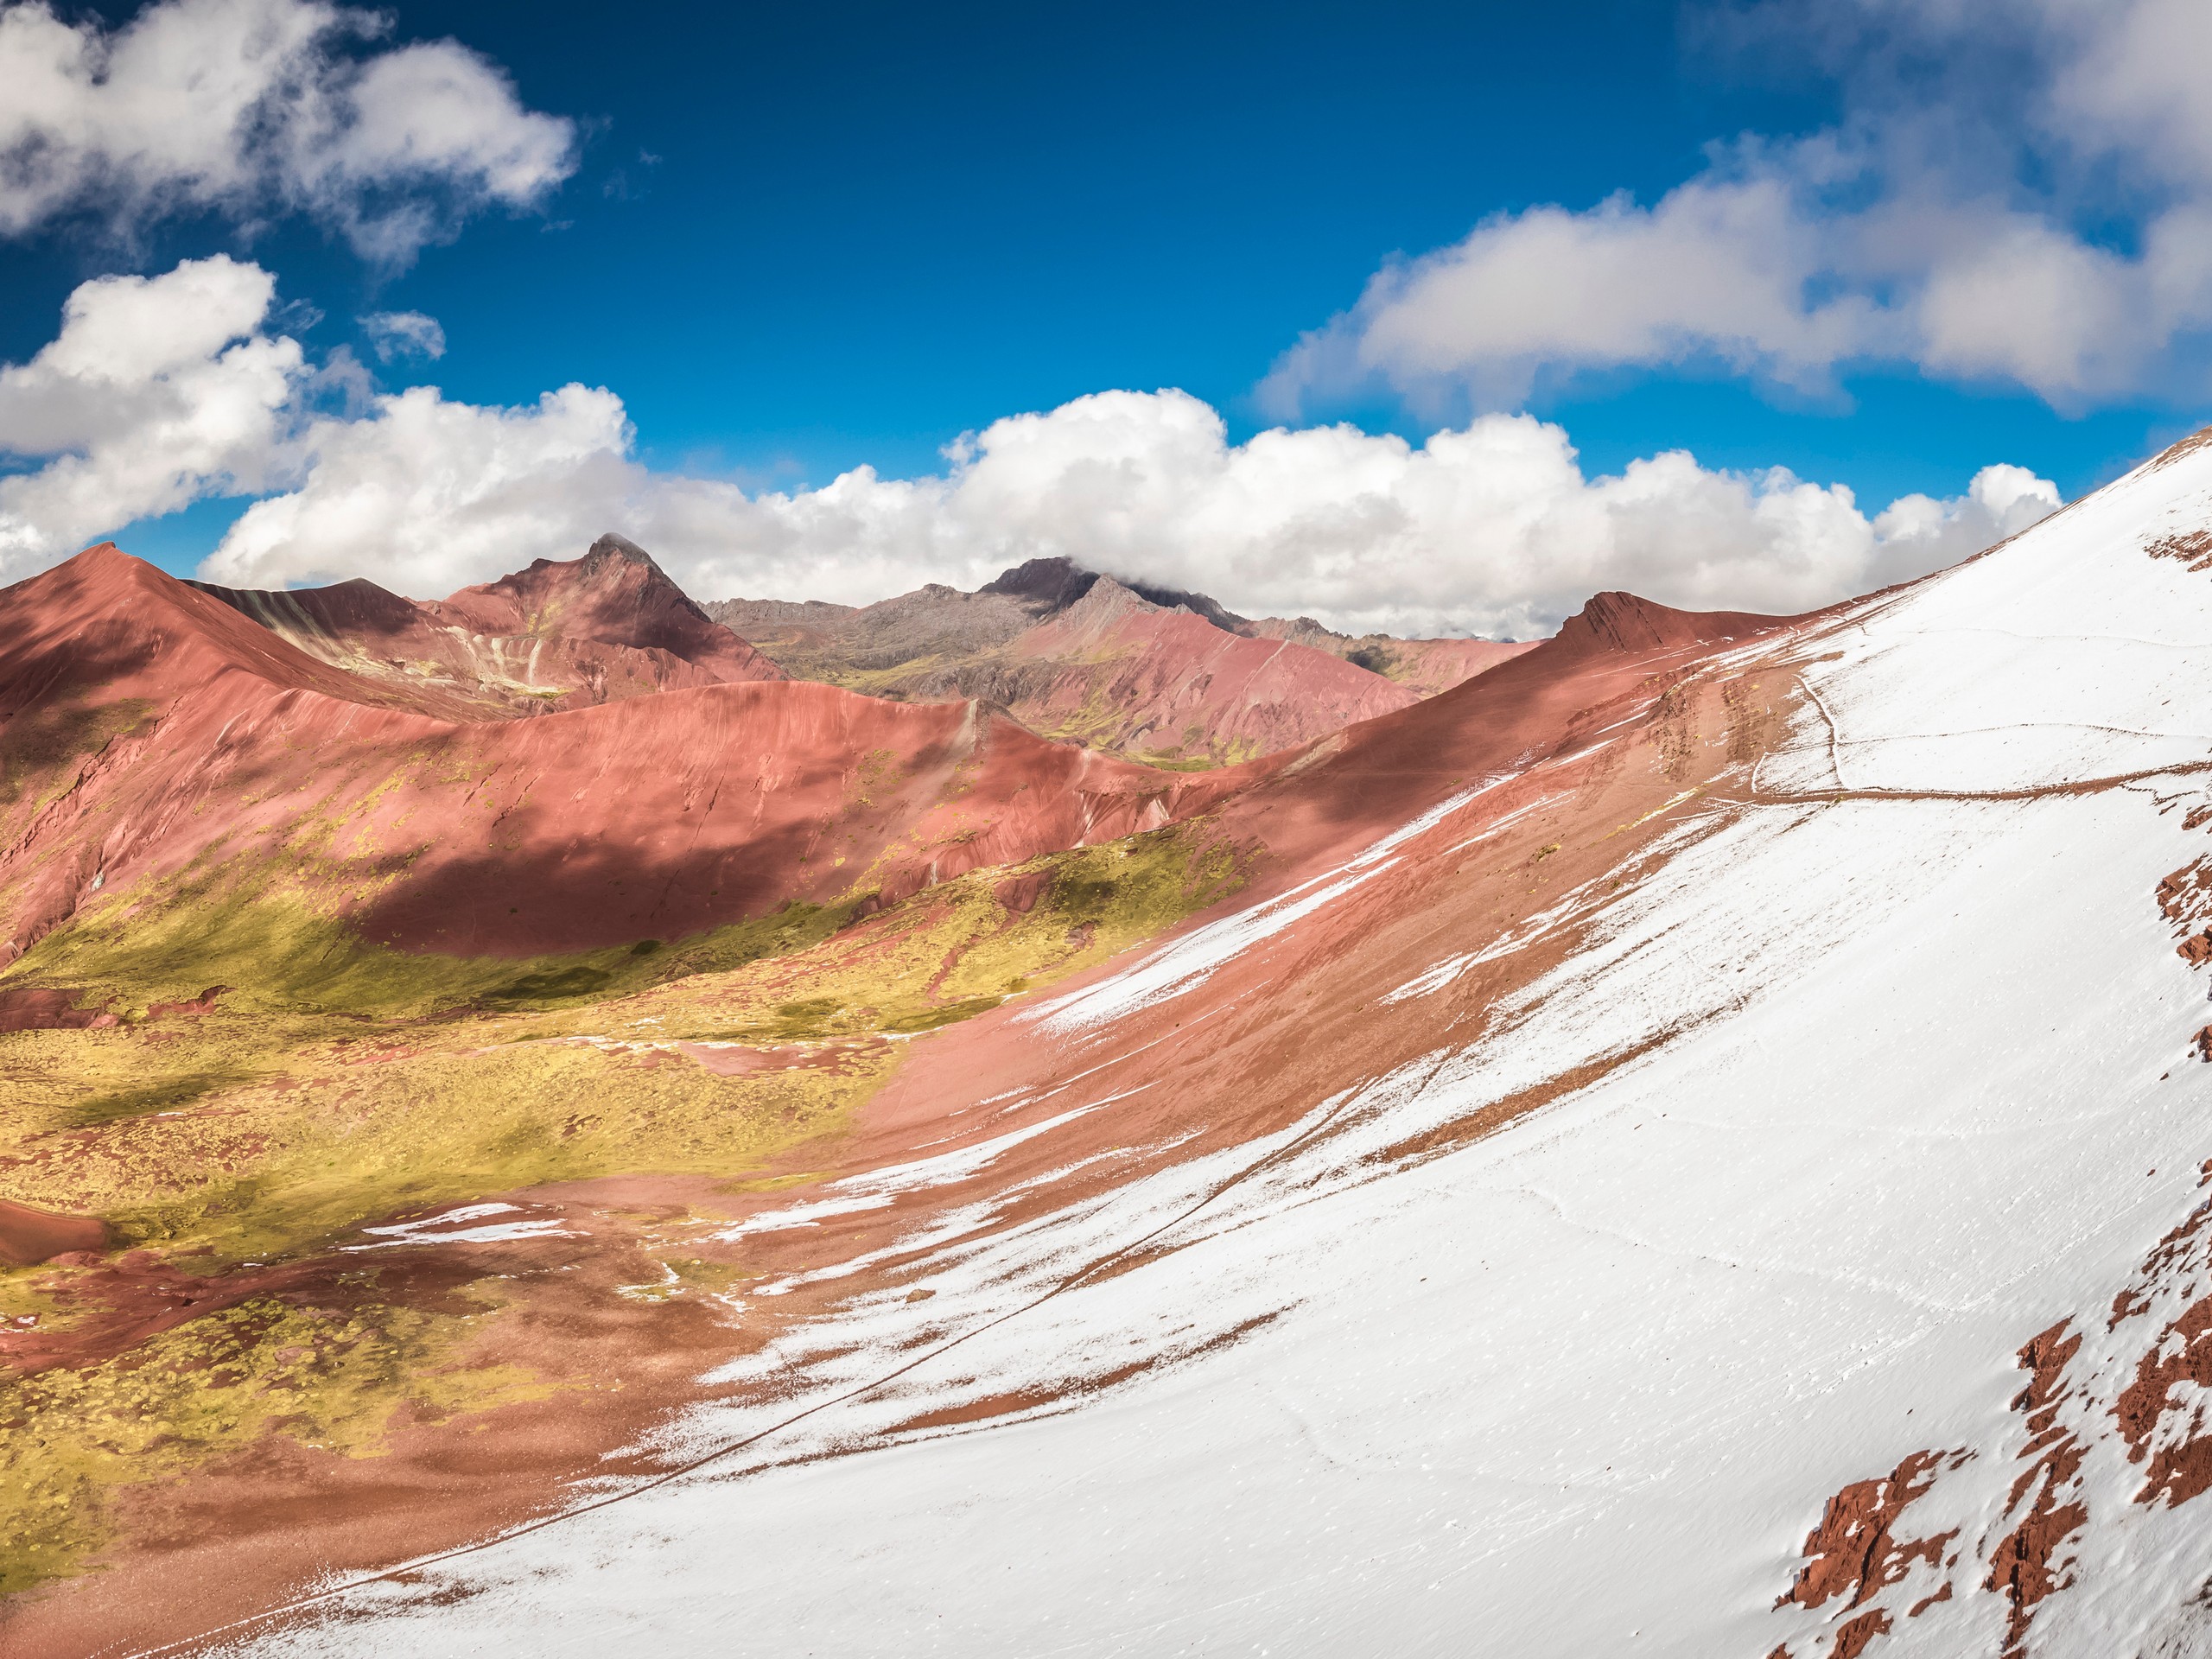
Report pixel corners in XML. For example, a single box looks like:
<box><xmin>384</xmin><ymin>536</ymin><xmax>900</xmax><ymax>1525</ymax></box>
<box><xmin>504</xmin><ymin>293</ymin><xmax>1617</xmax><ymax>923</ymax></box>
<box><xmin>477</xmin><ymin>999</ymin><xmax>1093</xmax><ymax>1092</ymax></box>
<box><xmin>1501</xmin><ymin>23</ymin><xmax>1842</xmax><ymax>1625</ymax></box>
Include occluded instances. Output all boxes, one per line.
<box><xmin>163</xmin><ymin>430</ymin><xmax>2212</xmax><ymax>1659</ymax></box>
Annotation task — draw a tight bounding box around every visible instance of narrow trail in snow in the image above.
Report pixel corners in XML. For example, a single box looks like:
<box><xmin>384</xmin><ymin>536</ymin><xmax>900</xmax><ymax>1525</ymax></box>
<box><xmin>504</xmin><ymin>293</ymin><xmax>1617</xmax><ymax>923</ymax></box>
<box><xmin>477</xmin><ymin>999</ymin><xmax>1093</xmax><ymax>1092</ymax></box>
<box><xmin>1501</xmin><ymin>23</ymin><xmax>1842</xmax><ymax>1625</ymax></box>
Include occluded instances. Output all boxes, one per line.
<box><xmin>1708</xmin><ymin>756</ymin><xmax>2212</xmax><ymax>809</ymax></box>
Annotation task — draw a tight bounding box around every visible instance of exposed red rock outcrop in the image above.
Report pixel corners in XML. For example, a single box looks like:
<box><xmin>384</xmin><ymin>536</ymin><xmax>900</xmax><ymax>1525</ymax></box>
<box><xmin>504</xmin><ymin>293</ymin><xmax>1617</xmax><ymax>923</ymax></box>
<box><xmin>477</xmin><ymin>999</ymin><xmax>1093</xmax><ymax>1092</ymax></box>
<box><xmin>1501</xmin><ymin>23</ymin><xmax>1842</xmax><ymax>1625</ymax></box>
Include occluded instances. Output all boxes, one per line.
<box><xmin>190</xmin><ymin>533</ymin><xmax>781</xmax><ymax>719</ymax></box>
<box><xmin>1986</xmin><ymin>1323</ymin><xmax>2088</xmax><ymax>1655</ymax></box>
<box><xmin>1777</xmin><ymin>1450</ymin><xmax>1957</xmax><ymax>1616</ymax></box>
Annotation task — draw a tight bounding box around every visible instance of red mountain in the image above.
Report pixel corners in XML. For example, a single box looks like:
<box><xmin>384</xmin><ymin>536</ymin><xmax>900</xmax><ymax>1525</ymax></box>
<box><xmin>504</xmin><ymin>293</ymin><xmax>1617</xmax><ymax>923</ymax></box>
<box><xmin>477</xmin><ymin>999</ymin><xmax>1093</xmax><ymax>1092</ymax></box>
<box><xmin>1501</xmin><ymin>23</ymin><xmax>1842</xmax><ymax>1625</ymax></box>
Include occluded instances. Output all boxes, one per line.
<box><xmin>1244</xmin><ymin>613</ymin><xmax>1540</xmax><ymax>696</ymax></box>
<box><xmin>710</xmin><ymin>556</ymin><xmax>1527</xmax><ymax>765</ymax></box>
<box><xmin>0</xmin><ymin>546</ymin><xmax>1250</xmax><ymax>965</ymax></box>
<box><xmin>188</xmin><ymin>533</ymin><xmax>781</xmax><ymax>720</ymax></box>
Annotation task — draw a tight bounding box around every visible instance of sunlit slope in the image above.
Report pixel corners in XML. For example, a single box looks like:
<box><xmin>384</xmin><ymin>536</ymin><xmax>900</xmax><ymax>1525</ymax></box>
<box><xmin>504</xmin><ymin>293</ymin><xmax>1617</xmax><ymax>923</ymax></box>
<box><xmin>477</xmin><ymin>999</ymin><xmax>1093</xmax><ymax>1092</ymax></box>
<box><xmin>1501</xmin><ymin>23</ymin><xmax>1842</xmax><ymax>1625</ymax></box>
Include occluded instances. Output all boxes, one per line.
<box><xmin>222</xmin><ymin>432</ymin><xmax>2212</xmax><ymax>1657</ymax></box>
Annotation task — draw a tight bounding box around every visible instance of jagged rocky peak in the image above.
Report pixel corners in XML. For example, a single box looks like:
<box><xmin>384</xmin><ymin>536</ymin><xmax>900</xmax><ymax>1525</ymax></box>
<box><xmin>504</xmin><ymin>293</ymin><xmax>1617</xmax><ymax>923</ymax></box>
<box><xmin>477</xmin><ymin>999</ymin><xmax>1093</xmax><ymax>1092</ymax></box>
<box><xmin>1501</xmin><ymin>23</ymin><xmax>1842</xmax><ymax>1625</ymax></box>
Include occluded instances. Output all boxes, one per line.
<box><xmin>978</xmin><ymin>556</ymin><xmax>1103</xmax><ymax>613</ymax></box>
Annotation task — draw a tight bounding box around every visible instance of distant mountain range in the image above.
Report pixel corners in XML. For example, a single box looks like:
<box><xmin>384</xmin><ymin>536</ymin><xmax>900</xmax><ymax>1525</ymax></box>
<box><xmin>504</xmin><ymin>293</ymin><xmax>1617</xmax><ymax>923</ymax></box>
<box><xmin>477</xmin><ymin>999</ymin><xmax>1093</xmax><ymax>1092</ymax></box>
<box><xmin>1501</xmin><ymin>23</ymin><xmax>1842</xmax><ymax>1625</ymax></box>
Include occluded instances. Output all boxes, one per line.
<box><xmin>708</xmin><ymin>554</ymin><xmax>1535</xmax><ymax>766</ymax></box>
<box><xmin>187</xmin><ymin>540</ymin><xmax>1536</xmax><ymax>768</ymax></box>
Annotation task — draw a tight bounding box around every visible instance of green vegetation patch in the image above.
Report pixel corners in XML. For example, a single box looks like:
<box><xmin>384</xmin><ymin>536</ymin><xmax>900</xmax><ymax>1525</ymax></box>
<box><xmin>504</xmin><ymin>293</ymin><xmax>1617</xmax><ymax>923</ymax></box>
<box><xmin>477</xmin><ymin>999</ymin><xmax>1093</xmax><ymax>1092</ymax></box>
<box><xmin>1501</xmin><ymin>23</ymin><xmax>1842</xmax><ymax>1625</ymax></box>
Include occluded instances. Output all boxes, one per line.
<box><xmin>881</xmin><ymin>995</ymin><xmax>1005</xmax><ymax>1033</ymax></box>
<box><xmin>0</xmin><ymin>822</ymin><xmax>1252</xmax><ymax>1267</ymax></box>
<box><xmin>0</xmin><ymin>1287</ymin><xmax>563</xmax><ymax>1596</ymax></box>
<box><xmin>0</xmin><ymin>816</ymin><xmax>1258</xmax><ymax>1602</ymax></box>
<box><xmin>5</xmin><ymin>860</ymin><xmax>863</xmax><ymax>1022</ymax></box>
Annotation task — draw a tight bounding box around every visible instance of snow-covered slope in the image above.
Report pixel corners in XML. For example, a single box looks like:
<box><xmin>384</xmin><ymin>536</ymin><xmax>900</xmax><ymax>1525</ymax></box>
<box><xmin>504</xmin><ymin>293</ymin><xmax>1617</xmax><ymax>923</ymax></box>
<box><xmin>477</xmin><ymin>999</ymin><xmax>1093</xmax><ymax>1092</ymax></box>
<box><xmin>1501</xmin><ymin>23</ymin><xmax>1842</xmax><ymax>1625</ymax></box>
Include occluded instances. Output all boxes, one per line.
<box><xmin>219</xmin><ymin>436</ymin><xmax>2212</xmax><ymax>1657</ymax></box>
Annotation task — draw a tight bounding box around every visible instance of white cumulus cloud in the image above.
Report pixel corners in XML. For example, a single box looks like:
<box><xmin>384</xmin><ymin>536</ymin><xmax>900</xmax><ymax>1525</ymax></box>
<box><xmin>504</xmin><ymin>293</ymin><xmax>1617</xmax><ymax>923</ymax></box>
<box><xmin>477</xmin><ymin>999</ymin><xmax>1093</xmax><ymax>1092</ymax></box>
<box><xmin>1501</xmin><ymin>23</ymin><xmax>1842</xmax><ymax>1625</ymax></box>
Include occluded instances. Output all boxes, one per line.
<box><xmin>195</xmin><ymin>377</ymin><xmax>2060</xmax><ymax>639</ymax></box>
<box><xmin>0</xmin><ymin>0</ymin><xmax>575</xmax><ymax>262</ymax></box>
<box><xmin>0</xmin><ymin>255</ymin><xmax>303</xmax><ymax>570</ymax></box>
<box><xmin>0</xmin><ymin>263</ymin><xmax>2062</xmax><ymax>635</ymax></box>
<box><xmin>208</xmin><ymin>380</ymin><xmax>640</xmax><ymax>600</ymax></box>
<box><xmin>1268</xmin><ymin>0</ymin><xmax>2212</xmax><ymax>414</ymax></box>
<box><xmin>360</xmin><ymin>309</ymin><xmax>445</xmax><ymax>362</ymax></box>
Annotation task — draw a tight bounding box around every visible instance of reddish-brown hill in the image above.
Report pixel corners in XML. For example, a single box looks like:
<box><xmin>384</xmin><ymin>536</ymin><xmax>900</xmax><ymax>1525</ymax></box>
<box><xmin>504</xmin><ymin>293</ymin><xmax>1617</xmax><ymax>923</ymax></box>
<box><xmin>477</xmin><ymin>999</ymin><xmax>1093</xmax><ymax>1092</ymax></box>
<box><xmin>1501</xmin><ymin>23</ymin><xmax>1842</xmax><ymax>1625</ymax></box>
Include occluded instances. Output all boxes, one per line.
<box><xmin>1180</xmin><ymin>588</ymin><xmax>1797</xmax><ymax>897</ymax></box>
<box><xmin>190</xmin><ymin>533</ymin><xmax>781</xmax><ymax>720</ymax></box>
<box><xmin>999</xmin><ymin>576</ymin><xmax>1420</xmax><ymax>762</ymax></box>
<box><xmin>1550</xmin><ymin>589</ymin><xmax>1788</xmax><ymax>657</ymax></box>
<box><xmin>0</xmin><ymin>547</ymin><xmax>1253</xmax><ymax>963</ymax></box>
<box><xmin>710</xmin><ymin>557</ymin><xmax>1503</xmax><ymax>766</ymax></box>
<box><xmin>1244</xmin><ymin>614</ymin><xmax>1541</xmax><ymax>698</ymax></box>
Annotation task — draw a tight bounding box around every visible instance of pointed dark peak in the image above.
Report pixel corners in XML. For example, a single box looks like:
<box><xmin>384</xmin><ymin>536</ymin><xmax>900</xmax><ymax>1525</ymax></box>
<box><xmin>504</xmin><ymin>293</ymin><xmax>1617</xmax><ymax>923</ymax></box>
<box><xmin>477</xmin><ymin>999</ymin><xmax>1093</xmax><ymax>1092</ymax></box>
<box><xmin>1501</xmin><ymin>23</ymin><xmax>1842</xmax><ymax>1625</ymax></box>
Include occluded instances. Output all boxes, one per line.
<box><xmin>588</xmin><ymin>531</ymin><xmax>659</xmax><ymax>570</ymax></box>
<box><xmin>980</xmin><ymin>556</ymin><xmax>1102</xmax><ymax>613</ymax></box>
<box><xmin>566</xmin><ymin>531</ymin><xmax>714</xmax><ymax>624</ymax></box>
<box><xmin>979</xmin><ymin>555</ymin><xmax>1253</xmax><ymax>632</ymax></box>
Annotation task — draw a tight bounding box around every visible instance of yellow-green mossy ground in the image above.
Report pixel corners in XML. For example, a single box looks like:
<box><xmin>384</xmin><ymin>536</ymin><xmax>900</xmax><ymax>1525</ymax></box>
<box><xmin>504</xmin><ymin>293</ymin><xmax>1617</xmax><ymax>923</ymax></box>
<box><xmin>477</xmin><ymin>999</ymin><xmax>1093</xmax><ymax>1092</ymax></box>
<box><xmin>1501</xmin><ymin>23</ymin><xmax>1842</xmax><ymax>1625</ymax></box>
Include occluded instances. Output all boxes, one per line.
<box><xmin>0</xmin><ymin>822</ymin><xmax>1249</xmax><ymax>1596</ymax></box>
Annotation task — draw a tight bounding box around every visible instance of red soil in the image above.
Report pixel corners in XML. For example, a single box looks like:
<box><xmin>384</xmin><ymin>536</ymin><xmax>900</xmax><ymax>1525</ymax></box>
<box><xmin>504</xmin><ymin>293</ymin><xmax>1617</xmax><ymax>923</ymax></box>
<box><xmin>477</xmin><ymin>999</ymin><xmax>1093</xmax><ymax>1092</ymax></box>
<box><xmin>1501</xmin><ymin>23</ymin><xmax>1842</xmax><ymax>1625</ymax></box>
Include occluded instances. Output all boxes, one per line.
<box><xmin>0</xmin><ymin>987</ymin><xmax>115</xmax><ymax>1031</ymax></box>
<box><xmin>0</xmin><ymin>1198</ymin><xmax>110</xmax><ymax>1268</ymax></box>
<box><xmin>0</xmin><ymin>546</ymin><xmax>1259</xmax><ymax>962</ymax></box>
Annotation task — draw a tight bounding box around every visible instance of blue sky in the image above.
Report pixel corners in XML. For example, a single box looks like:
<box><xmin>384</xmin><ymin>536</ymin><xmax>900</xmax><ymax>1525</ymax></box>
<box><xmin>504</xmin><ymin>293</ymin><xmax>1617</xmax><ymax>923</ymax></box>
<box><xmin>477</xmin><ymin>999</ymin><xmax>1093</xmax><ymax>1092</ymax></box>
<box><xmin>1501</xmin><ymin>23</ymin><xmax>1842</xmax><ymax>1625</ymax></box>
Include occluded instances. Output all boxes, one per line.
<box><xmin>2</xmin><ymin>0</ymin><xmax>2209</xmax><ymax>634</ymax></box>
<box><xmin>15</xmin><ymin>0</ymin><xmax>2152</xmax><ymax>498</ymax></box>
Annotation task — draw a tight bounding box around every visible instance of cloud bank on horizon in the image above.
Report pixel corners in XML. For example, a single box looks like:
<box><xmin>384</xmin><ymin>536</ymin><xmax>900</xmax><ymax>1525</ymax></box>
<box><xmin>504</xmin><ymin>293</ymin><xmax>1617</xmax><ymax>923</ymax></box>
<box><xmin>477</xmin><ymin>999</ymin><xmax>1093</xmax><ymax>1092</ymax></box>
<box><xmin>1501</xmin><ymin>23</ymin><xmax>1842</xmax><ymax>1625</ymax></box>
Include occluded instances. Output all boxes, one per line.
<box><xmin>0</xmin><ymin>257</ymin><xmax>2056</xmax><ymax>639</ymax></box>
<box><xmin>8</xmin><ymin>0</ymin><xmax>2203</xmax><ymax>636</ymax></box>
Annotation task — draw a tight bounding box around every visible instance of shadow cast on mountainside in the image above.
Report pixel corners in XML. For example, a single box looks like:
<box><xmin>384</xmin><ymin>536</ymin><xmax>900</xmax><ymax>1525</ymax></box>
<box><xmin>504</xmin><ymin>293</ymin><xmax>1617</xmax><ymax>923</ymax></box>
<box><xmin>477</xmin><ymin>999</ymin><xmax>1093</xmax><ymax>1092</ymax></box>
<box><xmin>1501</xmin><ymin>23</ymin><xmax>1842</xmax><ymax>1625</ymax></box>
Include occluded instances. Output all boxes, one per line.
<box><xmin>341</xmin><ymin>792</ymin><xmax>836</xmax><ymax>957</ymax></box>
